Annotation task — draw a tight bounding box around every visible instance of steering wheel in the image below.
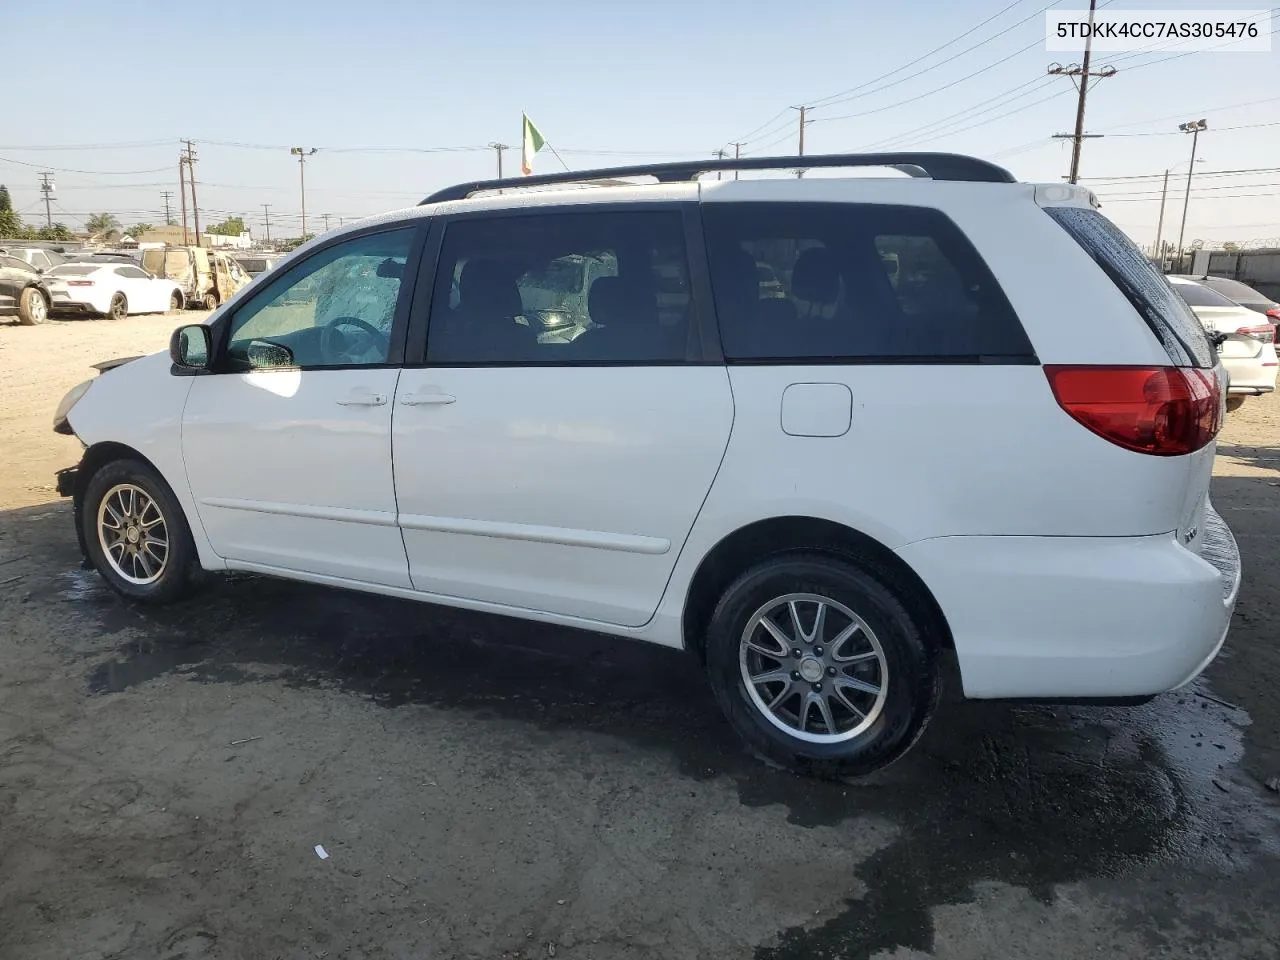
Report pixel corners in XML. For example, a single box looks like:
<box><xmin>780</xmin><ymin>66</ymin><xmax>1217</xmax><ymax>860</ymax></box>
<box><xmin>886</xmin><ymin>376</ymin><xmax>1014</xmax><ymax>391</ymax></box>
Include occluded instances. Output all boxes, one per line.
<box><xmin>320</xmin><ymin>316</ymin><xmax>390</xmax><ymax>364</ymax></box>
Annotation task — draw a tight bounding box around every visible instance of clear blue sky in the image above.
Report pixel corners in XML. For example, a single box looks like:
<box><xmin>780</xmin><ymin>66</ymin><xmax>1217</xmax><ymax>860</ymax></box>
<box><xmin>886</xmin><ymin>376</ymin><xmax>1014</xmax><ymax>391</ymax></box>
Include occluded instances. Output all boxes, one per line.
<box><xmin>2</xmin><ymin>0</ymin><xmax>1276</xmax><ymax>247</ymax></box>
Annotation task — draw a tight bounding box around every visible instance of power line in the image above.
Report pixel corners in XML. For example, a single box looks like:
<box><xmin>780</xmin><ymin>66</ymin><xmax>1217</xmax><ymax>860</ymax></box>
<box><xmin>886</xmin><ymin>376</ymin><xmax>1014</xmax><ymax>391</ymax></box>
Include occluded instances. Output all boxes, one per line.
<box><xmin>0</xmin><ymin>155</ymin><xmax>173</xmax><ymax>175</ymax></box>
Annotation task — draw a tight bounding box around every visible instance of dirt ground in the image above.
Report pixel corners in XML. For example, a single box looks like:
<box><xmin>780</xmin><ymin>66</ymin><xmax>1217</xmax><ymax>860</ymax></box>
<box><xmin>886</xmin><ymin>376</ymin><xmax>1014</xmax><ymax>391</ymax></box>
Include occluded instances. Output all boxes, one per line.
<box><xmin>2</xmin><ymin>314</ymin><xmax>1279</xmax><ymax>960</ymax></box>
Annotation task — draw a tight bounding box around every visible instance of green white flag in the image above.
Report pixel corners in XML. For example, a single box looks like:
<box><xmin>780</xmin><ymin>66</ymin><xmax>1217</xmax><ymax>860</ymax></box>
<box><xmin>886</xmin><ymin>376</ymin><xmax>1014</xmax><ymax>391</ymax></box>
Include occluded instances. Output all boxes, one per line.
<box><xmin>521</xmin><ymin>113</ymin><xmax>546</xmax><ymax>175</ymax></box>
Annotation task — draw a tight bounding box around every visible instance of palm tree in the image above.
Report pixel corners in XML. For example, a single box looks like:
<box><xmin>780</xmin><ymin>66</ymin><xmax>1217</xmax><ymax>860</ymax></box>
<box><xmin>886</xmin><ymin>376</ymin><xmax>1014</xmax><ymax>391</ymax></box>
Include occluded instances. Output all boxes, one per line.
<box><xmin>85</xmin><ymin>212</ymin><xmax>121</xmax><ymax>236</ymax></box>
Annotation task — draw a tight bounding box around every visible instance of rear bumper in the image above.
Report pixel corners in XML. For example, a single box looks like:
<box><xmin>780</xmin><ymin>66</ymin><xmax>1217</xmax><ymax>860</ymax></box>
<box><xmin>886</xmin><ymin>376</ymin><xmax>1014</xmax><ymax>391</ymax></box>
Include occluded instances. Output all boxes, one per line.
<box><xmin>896</xmin><ymin>507</ymin><xmax>1240</xmax><ymax>700</ymax></box>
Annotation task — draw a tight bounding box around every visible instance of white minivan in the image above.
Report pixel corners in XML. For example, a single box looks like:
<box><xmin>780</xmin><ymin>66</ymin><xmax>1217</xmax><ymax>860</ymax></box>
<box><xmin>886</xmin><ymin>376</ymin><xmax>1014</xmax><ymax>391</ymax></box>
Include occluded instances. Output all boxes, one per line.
<box><xmin>53</xmin><ymin>153</ymin><xmax>1240</xmax><ymax>777</ymax></box>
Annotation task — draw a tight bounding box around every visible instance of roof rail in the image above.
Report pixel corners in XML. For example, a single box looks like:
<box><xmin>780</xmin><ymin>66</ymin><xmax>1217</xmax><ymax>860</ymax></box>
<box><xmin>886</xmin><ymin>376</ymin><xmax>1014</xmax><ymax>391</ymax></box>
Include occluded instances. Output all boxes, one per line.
<box><xmin>420</xmin><ymin>151</ymin><xmax>1017</xmax><ymax>204</ymax></box>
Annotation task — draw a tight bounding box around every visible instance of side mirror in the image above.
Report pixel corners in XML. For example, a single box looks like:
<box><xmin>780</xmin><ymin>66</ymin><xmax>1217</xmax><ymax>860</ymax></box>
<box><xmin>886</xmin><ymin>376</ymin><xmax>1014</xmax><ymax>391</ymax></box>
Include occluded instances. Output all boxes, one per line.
<box><xmin>246</xmin><ymin>339</ymin><xmax>295</xmax><ymax>369</ymax></box>
<box><xmin>170</xmin><ymin>324</ymin><xmax>212</xmax><ymax>369</ymax></box>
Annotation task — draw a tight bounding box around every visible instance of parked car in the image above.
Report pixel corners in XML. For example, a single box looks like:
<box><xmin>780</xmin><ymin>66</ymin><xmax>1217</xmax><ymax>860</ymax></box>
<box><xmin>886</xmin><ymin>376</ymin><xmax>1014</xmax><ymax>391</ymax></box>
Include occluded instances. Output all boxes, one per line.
<box><xmin>44</xmin><ymin>262</ymin><xmax>184</xmax><ymax>319</ymax></box>
<box><xmin>1168</xmin><ymin>276</ymin><xmax>1278</xmax><ymax>411</ymax></box>
<box><xmin>0</xmin><ymin>245</ymin><xmax>68</xmax><ymax>272</ymax></box>
<box><xmin>0</xmin><ymin>253</ymin><xmax>52</xmax><ymax>324</ymax></box>
<box><xmin>51</xmin><ymin>153</ymin><xmax>1239</xmax><ymax>778</ymax></box>
<box><xmin>1171</xmin><ymin>274</ymin><xmax>1280</xmax><ymax>322</ymax></box>
<box><xmin>140</xmin><ymin>245</ymin><xmax>251</xmax><ymax>311</ymax></box>
<box><xmin>233</xmin><ymin>253</ymin><xmax>285</xmax><ymax>277</ymax></box>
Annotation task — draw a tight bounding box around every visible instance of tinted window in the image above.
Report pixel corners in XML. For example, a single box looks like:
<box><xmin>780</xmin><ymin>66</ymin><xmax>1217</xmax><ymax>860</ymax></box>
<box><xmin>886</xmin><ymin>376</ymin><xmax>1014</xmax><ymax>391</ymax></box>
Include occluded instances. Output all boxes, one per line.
<box><xmin>1045</xmin><ymin>207</ymin><xmax>1214</xmax><ymax>368</ymax></box>
<box><xmin>703</xmin><ymin>202</ymin><xmax>1032</xmax><ymax>361</ymax></box>
<box><xmin>1171</xmin><ymin>281</ymin><xmax>1238</xmax><ymax>308</ymax></box>
<box><xmin>426</xmin><ymin>209</ymin><xmax>694</xmax><ymax>364</ymax></box>
<box><xmin>1200</xmin><ymin>277</ymin><xmax>1274</xmax><ymax>306</ymax></box>
<box><xmin>0</xmin><ymin>255</ymin><xmax>26</xmax><ymax>270</ymax></box>
<box><xmin>48</xmin><ymin>264</ymin><xmax>97</xmax><ymax>276</ymax></box>
<box><xmin>114</xmin><ymin>266</ymin><xmax>151</xmax><ymax>279</ymax></box>
<box><xmin>226</xmin><ymin>227</ymin><xmax>415</xmax><ymax>369</ymax></box>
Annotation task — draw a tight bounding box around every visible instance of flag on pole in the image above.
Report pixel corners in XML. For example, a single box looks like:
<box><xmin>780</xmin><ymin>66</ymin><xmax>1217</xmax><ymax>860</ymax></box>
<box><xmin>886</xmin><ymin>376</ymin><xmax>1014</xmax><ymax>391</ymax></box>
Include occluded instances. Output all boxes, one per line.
<box><xmin>521</xmin><ymin>113</ymin><xmax>546</xmax><ymax>175</ymax></box>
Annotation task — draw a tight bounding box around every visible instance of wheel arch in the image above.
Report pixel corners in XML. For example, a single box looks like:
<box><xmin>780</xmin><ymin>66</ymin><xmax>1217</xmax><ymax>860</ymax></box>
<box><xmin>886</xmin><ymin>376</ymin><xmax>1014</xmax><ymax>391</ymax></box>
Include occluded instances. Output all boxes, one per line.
<box><xmin>680</xmin><ymin>515</ymin><xmax>954</xmax><ymax>663</ymax></box>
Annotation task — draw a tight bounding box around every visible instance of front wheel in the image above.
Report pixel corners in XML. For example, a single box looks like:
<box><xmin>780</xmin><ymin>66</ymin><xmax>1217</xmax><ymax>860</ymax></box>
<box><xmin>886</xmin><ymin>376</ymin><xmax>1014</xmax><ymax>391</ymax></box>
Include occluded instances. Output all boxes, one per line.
<box><xmin>202</xmin><ymin>292</ymin><xmax>217</xmax><ymax>311</ymax></box>
<box><xmin>169</xmin><ymin>291</ymin><xmax>183</xmax><ymax>311</ymax></box>
<box><xmin>107</xmin><ymin>292</ymin><xmax>128</xmax><ymax>320</ymax></box>
<box><xmin>18</xmin><ymin>287</ymin><xmax>49</xmax><ymax>325</ymax></box>
<box><xmin>81</xmin><ymin>458</ymin><xmax>201</xmax><ymax>604</ymax></box>
<box><xmin>704</xmin><ymin>553</ymin><xmax>939</xmax><ymax>778</ymax></box>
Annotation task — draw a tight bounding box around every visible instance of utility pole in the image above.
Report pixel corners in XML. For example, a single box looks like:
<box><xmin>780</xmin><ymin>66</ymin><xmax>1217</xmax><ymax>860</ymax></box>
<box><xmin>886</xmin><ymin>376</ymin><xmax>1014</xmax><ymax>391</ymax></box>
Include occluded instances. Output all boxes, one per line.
<box><xmin>321</xmin><ymin>213</ymin><xmax>332</xmax><ymax>232</ymax></box>
<box><xmin>488</xmin><ymin>142</ymin><xmax>510</xmax><ymax>178</ymax></box>
<box><xmin>178</xmin><ymin>153</ymin><xmax>189</xmax><ymax>245</ymax></box>
<box><xmin>1176</xmin><ymin>119</ymin><xmax>1208</xmax><ymax>264</ymax></box>
<box><xmin>37</xmin><ymin>172</ymin><xmax>54</xmax><ymax>228</ymax></box>
<box><xmin>713</xmin><ymin>148</ymin><xmax>728</xmax><ymax>180</ymax></box>
<box><xmin>290</xmin><ymin>147</ymin><xmax>317</xmax><ymax>238</ymax></box>
<box><xmin>792</xmin><ymin>105</ymin><xmax>808</xmax><ymax>178</ymax></box>
<box><xmin>1048</xmin><ymin>0</ymin><xmax>1116</xmax><ymax>184</ymax></box>
<box><xmin>732</xmin><ymin>141</ymin><xmax>742</xmax><ymax>180</ymax></box>
<box><xmin>261</xmin><ymin>203</ymin><xmax>272</xmax><ymax>243</ymax></box>
<box><xmin>1153</xmin><ymin>169</ymin><xmax>1170</xmax><ymax>262</ymax></box>
<box><xmin>181</xmin><ymin>140</ymin><xmax>201</xmax><ymax>244</ymax></box>
<box><xmin>161</xmin><ymin>190</ymin><xmax>174</xmax><ymax>226</ymax></box>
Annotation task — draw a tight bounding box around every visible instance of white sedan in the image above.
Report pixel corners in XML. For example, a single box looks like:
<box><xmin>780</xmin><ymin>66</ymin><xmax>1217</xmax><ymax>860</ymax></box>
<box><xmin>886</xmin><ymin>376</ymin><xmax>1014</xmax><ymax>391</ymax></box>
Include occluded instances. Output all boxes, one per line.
<box><xmin>1169</xmin><ymin>276</ymin><xmax>1278</xmax><ymax>411</ymax></box>
<box><xmin>45</xmin><ymin>262</ymin><xmax>184</xmax><ymax>319</ymax></box>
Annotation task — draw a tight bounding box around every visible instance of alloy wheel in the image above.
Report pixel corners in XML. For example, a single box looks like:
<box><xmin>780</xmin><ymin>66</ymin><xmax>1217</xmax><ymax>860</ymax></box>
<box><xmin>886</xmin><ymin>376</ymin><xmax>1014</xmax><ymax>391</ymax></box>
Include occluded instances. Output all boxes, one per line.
<box><xmin>738</xmin><ymin>592</ymin><xmax>889</xmax><ymax>744</ymax></box>
<box><xmin>96</xmin><ymin>483</ymin><xmax>169</xmax><ymax>585</ymax></box>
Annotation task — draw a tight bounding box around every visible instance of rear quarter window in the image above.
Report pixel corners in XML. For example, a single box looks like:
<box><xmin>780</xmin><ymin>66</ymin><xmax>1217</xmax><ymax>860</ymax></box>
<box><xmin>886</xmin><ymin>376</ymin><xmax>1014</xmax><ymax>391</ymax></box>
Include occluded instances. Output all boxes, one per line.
<box><xmin>1044</xmin><ymin>206</ymin><xmax>1215</xmax><ymax>368</ymax></box>
<box><xmin>702</xmin><ymin>202</ymin><xmax>1034</xmax><ymax>362</ymax></box>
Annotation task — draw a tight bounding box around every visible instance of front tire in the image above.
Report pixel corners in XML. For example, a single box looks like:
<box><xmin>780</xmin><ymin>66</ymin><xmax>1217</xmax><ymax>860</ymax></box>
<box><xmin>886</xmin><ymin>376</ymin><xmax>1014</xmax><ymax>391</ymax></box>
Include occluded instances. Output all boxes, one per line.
<box><xmin>107</xmin><ymin>292</ymin><xmax>128</xmax><ymax>320</ymax></box>
<box><xmin>704</xmin><ymin>553</ymin><xmax>939</xmax><ymax>778</ymax></box>
<box><xmin>18</xmin><ymin>287</ymin><xmax>49</xmax><ymax>325</ymax></box>
<box><xmin>202</xmin><ymin>292</ymin><xmax>217</xmax><ymax>311</ymax></box>
<box><xmin>169</xmin><ymin>291</ymin><xmax>183</xmax><ymax>311</ymax></box>
<box><xmin>81</xmin><ymin>458</ymin><xmax>200</xmax><ymax>604</ymax></box>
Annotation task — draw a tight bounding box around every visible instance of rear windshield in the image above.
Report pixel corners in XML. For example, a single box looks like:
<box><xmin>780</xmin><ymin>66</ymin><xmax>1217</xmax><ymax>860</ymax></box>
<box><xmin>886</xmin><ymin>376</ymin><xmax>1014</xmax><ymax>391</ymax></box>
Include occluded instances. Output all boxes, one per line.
<box><xmin>1200</xmin><ymin>277</ymin><xmax>1275</xmax><ymax>306</ymax></box>
<box><xmin>1171</xmin><ymin>281</ymin><xmax>1239</xmax><ymax>308</ymax></box>
<box><xmin>47</xmin><ymin>265</ymin><xmax>98</xmax><ymax>277</ymax></box>
<box><xmin>1045</xmin><ymin>206</ymin><xmax>1214</xmax><ymax>368</ymax></box>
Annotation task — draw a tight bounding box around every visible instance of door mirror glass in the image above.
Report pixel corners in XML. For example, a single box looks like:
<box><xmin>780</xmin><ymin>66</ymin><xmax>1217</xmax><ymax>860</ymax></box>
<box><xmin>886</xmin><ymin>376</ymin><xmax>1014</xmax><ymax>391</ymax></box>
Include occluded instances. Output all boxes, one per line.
<box><xmin>169</xmin><ymin>324</ymin><xmax>211</xmax><ymax>369</ymax></box>
<box><xmin>245</xmin><ymin>339</ymin><xmax>295</xmax><ymax>369</ymax></box>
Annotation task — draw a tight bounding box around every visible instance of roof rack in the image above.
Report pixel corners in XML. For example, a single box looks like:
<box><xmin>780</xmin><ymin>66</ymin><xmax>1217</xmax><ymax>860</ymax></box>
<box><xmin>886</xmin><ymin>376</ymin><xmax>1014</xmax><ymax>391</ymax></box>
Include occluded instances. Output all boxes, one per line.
<box><xmin>420</xmin><ymin>151</ymin><xmax>1017</xmax><ymax>204</ymax></box>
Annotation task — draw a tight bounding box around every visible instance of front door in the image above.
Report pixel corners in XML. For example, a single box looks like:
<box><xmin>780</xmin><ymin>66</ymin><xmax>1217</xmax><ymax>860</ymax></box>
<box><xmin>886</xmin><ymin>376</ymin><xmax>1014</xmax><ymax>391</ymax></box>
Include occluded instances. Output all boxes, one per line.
<box><xmin>181</xmin><ymin>225</ymin><xmax>421</xmax><ymax>586</ymax></box>
<box><xmin>393</xmin><ymin>207</ymin><xmax>733</xmax><ymax>627</ymax></box>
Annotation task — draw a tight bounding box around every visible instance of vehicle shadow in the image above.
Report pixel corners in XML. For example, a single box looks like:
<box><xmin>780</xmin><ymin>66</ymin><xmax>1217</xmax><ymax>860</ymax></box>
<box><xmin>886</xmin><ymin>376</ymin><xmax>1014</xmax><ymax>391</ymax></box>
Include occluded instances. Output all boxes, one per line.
<box><xmin>3</xmin><ymin>497</ymin><xmax>1278</xmax><ymax>959</ymax></box>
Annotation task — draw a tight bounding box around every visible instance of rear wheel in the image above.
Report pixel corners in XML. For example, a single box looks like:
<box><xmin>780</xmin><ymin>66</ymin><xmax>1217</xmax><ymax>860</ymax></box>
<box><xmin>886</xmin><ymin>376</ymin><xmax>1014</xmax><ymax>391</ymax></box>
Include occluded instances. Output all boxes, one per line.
<box><xmin>202</xmin><ymin>292</ymin><xmax>217</xmax><ymax>311</ymax></box>
<box><xmin>169</xmin><ymin>291</ymin><xmax>183</xmax><ymax>311</ymax></box>
<box><xmin>704</xmin><ymin>553</ymin><xmax>939</xmax><ymax>778</ymax></box>
<box><xmin>107</xmin><ymin>292</ymin><xmax>128</xmax><ymax>320</ymax></box>
<box><xmin>81</xmin><ymin>458</ymin><xmax>201</xmax><ymax>604</ymax></box>
<box><xmin>17</xmin><ymin>287</ymin><xmax>49</xmax><ymax>325</ymax></box>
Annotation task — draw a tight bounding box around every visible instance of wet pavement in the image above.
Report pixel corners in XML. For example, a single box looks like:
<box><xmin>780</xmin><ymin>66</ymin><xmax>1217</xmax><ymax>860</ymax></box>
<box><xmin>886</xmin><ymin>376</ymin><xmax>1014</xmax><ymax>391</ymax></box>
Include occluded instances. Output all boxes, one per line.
<box><xmin>0</xmin><ymin>491</ymin><xmax>1277</xmax><ymax>959</ymax></box>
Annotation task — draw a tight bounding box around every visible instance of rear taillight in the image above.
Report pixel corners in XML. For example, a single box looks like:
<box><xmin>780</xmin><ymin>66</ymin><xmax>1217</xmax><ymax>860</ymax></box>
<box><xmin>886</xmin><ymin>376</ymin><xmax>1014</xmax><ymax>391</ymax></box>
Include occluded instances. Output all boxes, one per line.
<box><xmin>1044</xmin><ymin>365</ymin><xmax>1221</xmax><ymax>456</ymax></box>
<box><xmin>67</xmin><ymin>280</ymin><xmax>95</xmax><ymax>287</ymax></box>
<box><xmin>1266</xmin><ymin>307</ymin><xmax>1280</xmax><ymax>322</ymax></box>
<box><xmin>1236</xmin><ymin>323</ymin><xmax>1276</xmax><ymax>344</ymax></box>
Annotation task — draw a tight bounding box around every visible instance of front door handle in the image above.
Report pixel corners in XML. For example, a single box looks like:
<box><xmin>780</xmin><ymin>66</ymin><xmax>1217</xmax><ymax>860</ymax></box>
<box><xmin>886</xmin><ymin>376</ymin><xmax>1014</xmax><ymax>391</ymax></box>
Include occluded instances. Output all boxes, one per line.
<box><xmin>336</xmin><ymin>389</ymin><xmax>388</xmax><ymax>407</ymax></box>
<box><xmin>400</xmin><ymin>392</ymin><xmax>456</xmax><ymax>406</ymax></box>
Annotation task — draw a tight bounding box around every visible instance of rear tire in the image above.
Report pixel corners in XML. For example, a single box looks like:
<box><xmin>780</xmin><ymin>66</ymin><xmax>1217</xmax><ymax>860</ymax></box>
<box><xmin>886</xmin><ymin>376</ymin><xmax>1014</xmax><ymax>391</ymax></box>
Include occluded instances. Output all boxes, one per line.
<box><xmin>81</xmin><ymin>458</ymin><xmax>201</xmax><ymax>604</ymax></box>
<box><xmin>202</xmin><ymin>293</ymin><xmax>217</xmax><ymax>311</ymax></box>
<box><xmin>704</xmin><ymin>553</ymin><xmax>939</xmax><ymax>779</ymax></box>
<box><xmin>107</xmin><ymin>292</ymin><xmax>128</xmax><ymax>321</ymax></box>
<box><xmin>17</xmin><ymin>287</ymin><xmax>49</xmax><ymax>325</ymax></box>
<box><xmin>169</xmin><ymin>291</ymin><xmax>183</xmax><ymax>311</ymax></box>
<box><xmin>1225</xmin><ymin>396</ymin><xmax>1246</xmax><ymax>413</ymax></box>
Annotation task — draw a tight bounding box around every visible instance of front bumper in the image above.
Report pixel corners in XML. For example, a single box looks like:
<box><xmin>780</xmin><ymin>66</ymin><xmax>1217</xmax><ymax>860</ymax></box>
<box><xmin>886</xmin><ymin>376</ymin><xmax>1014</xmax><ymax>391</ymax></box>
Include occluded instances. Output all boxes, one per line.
<box><xmin>896</xmin><ymin>507</ymin><xmax>1240</xmax><ymax>700</ymax></box>
<box><xmin>55</xmin><ymin>465</ymin><xmax>79</xmax><ymax>498</ymax></box>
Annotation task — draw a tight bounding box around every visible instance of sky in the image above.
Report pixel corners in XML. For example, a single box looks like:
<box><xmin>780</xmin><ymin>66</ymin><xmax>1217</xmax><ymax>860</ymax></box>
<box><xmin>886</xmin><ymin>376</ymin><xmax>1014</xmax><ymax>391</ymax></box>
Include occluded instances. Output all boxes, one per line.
<box><xmin>2</xmin><ymin>0</ymin><xmax>1277</xmax><ymax>249</ymax></box>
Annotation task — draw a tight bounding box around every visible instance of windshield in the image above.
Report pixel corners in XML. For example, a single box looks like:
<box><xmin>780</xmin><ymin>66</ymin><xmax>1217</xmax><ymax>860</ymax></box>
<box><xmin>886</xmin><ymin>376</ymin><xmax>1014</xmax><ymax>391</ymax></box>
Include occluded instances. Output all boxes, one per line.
<box><xmin>1172</xmin><ymin>281</ymin><xmax>1240</xmax><ymax>308</ymax></box>
<box><xmin>523</xmin><ymin>258</ymin><xmax>586</xmax><ymax>294</ymax></box>
<box><xmin>1202</xmin><ymin>277</ymin><xmax>1274</xmax><ymax>305</ymax></box>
